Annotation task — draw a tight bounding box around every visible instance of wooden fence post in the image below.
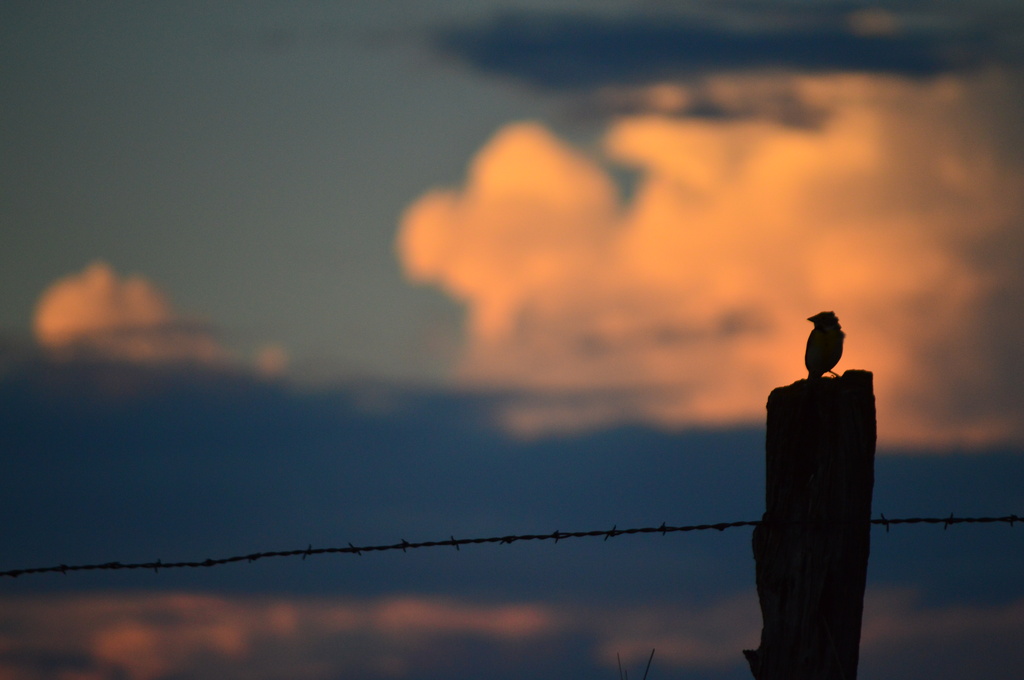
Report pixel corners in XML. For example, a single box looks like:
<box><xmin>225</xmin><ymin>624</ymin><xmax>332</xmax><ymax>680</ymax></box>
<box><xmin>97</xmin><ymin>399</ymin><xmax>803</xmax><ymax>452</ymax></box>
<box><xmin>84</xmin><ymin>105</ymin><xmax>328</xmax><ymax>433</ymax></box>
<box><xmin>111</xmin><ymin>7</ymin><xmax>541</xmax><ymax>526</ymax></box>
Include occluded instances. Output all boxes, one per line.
<box><xmin>744</xmin><ymin>370</ymin><xmax>876</xmax><ymax>680</ymax></box>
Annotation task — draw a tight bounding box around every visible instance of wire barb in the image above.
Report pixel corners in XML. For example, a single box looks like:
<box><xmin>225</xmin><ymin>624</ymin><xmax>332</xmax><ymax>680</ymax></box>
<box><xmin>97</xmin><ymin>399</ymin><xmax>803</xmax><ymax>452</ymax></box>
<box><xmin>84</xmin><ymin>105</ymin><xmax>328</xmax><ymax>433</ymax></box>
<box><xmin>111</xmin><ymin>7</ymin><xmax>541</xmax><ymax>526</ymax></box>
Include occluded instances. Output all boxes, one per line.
<box><xmin>1</xmin><ymin>514</ymin><xmax>1019</xmax><ymax>579</ymax></box>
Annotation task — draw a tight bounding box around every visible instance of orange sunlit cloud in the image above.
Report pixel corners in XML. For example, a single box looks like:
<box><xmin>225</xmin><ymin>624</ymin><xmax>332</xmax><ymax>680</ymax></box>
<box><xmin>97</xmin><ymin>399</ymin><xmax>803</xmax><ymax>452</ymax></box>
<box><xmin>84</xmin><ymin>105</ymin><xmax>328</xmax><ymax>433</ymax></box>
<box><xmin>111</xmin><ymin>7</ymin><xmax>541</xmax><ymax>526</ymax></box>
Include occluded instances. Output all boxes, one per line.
<box><xmin>34</xmin><ymin>261</ymin><xmax>226</xmax><ymax>365</ymax></box>
<box><xmin>398</xmin><ymin>72</ymin><xmax>1024</xmax><ymax>447</ymax></box>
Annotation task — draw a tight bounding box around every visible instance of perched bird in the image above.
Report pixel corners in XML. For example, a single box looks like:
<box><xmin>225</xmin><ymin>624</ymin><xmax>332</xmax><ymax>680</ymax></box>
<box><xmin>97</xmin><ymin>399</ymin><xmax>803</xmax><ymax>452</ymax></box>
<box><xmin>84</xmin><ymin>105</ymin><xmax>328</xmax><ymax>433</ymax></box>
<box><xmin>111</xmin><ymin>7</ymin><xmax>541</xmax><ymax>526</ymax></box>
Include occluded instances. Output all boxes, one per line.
<box><xmin>805</xmin><ymin>311</ymin><xmax>844</xmax><ymax>379</ymax></box>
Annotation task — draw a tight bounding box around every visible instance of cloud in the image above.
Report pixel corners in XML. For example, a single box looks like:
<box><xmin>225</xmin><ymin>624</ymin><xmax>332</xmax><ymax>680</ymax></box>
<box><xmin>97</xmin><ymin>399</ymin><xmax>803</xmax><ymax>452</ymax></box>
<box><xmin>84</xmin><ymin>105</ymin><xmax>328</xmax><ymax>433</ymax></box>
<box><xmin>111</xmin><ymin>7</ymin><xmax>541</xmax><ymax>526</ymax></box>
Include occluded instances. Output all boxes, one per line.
<box><xmin>0</xmin><ymin>593</ymin><xmax>557</xmax><ymax>680</ymax></box>
<box><xmin>590</xmin><ymin>592</ymin><xmax>760</xmax><ymax>670</ymax></box>
<box><xmin>254</xmin><ymin>344</ymin><xmax>289</xmax><ymax>377</ymax></box>
<box><xmin>399</xmin><ymin>122</ymin><xmax>619</xmax><ymax>345</ymax></box>
<box><xmin>860</xmin><ymin>588</ymin><xmax>1024</xmax><ymax>679</ymax></box>
<box><xmin>432</xmin><ymin>8</ymin><xmax>992</xmax><ymax>91</ymax></box>
<box><xmin>33</xmin><ymin>261</ymin><xmax>226</xmax><ymax>365</ymax></box>
<box><xmin>2</xmin><ymin>589</ymin><xmax>1022</xmax><ymax>679</ymax></box>
<box><xmin>397</xmin><ymin>71</ymin><xmax>1024</xmax><ymax>446</ymax></box>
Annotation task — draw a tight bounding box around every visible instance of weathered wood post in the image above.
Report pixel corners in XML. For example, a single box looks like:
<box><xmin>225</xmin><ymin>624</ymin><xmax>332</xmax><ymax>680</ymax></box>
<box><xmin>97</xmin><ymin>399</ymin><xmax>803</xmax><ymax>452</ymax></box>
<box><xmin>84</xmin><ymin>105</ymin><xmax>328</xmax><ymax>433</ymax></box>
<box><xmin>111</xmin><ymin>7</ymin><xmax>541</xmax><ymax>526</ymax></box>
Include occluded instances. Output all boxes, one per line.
<box><xmin>744</xmin><ymin>370</ymin><xmax>876</xmax><ymax>680</ymax></box>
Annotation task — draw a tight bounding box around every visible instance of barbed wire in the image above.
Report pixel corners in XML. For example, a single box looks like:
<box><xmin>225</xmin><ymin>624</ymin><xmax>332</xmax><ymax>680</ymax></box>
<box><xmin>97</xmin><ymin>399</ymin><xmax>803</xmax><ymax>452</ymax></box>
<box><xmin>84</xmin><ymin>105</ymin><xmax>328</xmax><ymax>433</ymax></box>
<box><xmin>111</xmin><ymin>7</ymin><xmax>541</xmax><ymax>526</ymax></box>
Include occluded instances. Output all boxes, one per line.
<box><xmin>1</xmin><ymin>514</ymin><xmax>1019</xmax><ymax>579</ymax></box>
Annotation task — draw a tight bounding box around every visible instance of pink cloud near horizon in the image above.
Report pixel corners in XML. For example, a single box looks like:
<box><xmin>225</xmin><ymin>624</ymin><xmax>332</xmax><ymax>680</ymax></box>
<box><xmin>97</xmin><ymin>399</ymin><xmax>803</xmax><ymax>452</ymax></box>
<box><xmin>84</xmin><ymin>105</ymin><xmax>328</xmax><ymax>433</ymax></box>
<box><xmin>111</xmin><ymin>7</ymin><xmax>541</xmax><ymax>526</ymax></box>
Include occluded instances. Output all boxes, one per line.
<box><xmin>0</xmin><ymin>588</ymin><xmax>1021</xmax><ymax>679</ymax></box>
<box><xmin>0</xmin><ymin>593</ymin><xmax>557</xmax><ymax>680</ymax></box>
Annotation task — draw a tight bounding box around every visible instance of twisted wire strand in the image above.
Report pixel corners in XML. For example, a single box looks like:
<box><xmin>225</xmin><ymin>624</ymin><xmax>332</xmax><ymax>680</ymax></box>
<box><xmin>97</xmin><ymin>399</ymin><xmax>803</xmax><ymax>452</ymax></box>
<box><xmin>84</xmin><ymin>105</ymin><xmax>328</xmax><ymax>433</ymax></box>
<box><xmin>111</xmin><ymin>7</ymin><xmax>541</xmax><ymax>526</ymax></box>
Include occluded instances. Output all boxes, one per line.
<box><xmin>2</xmin><ymin>514</ymin><xmax>1019</xmax><ymax>579</ymax></box>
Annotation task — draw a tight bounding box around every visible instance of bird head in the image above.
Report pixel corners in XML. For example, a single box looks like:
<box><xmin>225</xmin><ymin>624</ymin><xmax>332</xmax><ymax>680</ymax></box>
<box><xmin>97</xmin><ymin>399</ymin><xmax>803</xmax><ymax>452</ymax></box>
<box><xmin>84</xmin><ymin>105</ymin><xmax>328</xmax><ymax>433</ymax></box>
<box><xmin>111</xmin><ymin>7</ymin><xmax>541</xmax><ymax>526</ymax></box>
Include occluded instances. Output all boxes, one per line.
<box><xmin>807</xmin><ymin>311</ymin><xmax>841</xmax><ymax>330</ymax></box>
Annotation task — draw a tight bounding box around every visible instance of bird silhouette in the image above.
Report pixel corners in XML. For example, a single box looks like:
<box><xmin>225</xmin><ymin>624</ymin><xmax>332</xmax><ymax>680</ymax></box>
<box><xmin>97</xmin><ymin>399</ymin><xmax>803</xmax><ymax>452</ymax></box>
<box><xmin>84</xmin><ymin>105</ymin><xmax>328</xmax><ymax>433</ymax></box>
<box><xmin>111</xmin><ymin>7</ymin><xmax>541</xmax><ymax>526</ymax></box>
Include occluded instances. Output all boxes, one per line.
<box><xmin>805</xmin><ymin>311</ymin><xmax>844</xmax><ymax>379</ymax></box>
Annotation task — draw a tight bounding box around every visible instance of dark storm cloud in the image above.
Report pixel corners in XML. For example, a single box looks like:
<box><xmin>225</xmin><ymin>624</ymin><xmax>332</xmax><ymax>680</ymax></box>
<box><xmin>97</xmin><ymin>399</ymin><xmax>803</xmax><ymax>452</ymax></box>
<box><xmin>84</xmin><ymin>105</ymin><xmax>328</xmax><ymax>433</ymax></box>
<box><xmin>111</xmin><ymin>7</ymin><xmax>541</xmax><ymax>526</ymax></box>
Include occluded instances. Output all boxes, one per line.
<box><xmin>432</xmin><ymin>9</ymin><xmax>987</xmax><ymax>90</ymax></box>
<box><xmin>0</xmin><ymin>354</ymin><xmax>1020</xmax><ymax>600</ymax></box>
<box><xmin>0</xmin><ymin>356</ymin><xmax>764</xmax><ymax>596</ymax></box>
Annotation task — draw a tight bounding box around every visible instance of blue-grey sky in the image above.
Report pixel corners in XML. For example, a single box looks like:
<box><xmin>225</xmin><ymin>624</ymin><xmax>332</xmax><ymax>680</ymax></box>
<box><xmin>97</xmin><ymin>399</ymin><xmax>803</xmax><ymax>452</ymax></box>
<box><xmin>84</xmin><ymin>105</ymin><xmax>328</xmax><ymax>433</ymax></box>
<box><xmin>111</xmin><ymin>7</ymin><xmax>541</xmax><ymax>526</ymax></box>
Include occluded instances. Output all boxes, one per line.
<box><xmin>3</xmin><ymin>2</ymin><xmax>1024</xmax><ymax>679</ymax></box>
<box><xmin>5</xmin><ymin>1</ymin><xmax>1024</xmax><ymax>445</ymax></box>
<box><xmin>2</xmin><ymin>1</ymin><xmax>564</xmax><ymax>380</ymax></box>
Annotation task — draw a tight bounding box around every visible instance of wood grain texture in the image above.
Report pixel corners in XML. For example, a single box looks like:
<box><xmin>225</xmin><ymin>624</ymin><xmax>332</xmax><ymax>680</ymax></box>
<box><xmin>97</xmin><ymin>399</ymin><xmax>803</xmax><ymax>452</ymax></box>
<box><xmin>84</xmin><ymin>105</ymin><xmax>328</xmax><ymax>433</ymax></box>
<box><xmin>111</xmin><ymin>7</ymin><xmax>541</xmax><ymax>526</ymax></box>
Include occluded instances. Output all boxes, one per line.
<box><xmin>745</xmin><ymin>370</ymin><xmax>876</xmax><ymax>680</ymax></box>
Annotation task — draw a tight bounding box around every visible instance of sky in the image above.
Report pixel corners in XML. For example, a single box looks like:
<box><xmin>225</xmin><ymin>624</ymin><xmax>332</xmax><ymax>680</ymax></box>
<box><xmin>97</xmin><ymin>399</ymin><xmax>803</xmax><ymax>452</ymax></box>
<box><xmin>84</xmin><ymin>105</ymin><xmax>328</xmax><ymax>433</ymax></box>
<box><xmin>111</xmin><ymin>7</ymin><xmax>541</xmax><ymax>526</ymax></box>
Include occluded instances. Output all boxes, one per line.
<box><xmin>2</xmin><ymin>1</ymin><xmax>1024</xmax><ymax>679</ymax></box>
